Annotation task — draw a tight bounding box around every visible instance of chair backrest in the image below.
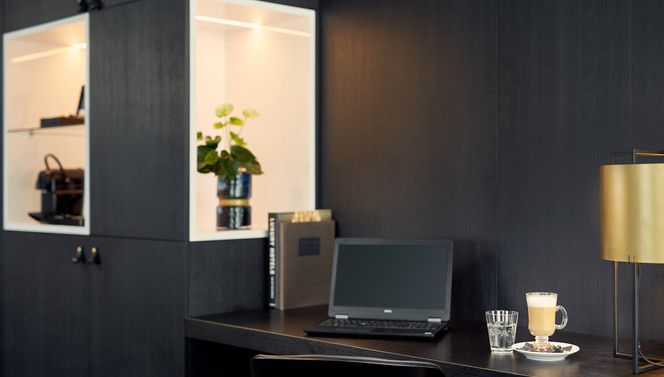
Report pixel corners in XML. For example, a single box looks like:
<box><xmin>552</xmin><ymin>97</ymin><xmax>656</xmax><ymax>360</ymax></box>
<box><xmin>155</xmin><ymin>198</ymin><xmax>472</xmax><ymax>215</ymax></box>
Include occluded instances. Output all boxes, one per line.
<box><xmin>249</xmin><ymin>354</ymin><xmax>445</xmax><ymax>377</ymax></box>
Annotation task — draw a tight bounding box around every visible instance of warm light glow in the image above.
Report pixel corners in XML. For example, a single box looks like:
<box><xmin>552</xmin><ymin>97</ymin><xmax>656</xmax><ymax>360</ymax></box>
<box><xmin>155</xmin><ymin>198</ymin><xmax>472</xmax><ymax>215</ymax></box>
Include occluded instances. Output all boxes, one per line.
<box><xmin>11</xmin><ymin>42</ymin><xmax>87</xmax><ymax>64</ymax></box>
<box><xmin>261</xmin><ymin>25</ymin><xmax>310</xmax><ymax>38</ymax></box>
<box><xmin>196</xmin><ymin>15</ymin><xmax>258</xmax><ymax>30</ymax></box>
<box><xmin>600</xmin><ymin>163</ymin><xmax>664</xmax><ymax>264</ymax></box>
<box><xmin>196</xmin><ymin>15</ymin><xmax>309</xmax><ymax>38</ymax></box>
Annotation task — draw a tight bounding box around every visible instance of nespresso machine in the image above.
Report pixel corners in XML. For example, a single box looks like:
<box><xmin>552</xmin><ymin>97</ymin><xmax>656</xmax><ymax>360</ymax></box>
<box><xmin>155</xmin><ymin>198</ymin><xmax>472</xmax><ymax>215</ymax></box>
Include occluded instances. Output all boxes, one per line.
<box><xmin>29</xmin><ymin>154</ymin><xmax>84</xmax><ymax>226</ymax></box>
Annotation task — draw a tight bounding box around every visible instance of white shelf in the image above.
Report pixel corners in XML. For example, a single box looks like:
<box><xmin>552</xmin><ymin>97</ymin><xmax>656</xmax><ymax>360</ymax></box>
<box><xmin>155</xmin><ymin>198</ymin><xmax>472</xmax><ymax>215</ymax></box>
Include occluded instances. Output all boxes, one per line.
<box><xmin>189</xmin><ymin>229</ymin><xmax>268</xmax><ymax>242</ymax></box>
<box><xmin>189</xmin><ymin>0</ymin><xmax>316</xmax><ymax>242</ymax></box>
<box><xmin>4</xmin><ymin>222</ymin><xmax>89</xmax><ymax>235</ymax></box>
<box><xmin>3</xmin><ymin>14</ymin><xmax>90</xmax><ymax>235</ymax></box>
<box><xmin>8</xmin><ymin>124</ymin><xmax>85</xmax><ymax>134</ymax></box>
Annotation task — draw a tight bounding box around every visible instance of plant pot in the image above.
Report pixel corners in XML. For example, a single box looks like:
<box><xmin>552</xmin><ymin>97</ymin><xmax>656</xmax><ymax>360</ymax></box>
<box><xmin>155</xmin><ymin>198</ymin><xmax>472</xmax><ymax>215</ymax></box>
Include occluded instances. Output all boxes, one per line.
<box><xmin>217</xmin><ymin>173</ymin><xmax>252</xmax><ymax>230</ymax></box>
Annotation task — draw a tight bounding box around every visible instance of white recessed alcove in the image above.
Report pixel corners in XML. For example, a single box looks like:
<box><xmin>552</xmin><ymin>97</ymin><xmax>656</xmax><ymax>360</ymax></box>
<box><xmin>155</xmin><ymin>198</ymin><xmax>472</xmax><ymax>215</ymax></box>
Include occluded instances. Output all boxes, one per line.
<box><xmin>189</xmin><ymin>0</ymin><xmax>316</xmax><ymax>241</ymax></box>
<box><xmin>3</xmin><ymin>14</ymin><xmax>90</xmax><ymax>235</ymax></box>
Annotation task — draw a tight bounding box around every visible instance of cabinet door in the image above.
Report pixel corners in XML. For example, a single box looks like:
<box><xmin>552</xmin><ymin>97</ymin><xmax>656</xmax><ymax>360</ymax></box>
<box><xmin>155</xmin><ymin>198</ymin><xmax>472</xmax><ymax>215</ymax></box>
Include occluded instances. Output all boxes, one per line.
<box><xmin>3</xmin><ymin>0</ymin><xmax>79</xmax><ymax>31</ymax></box>
<box><xmin>103</xmin><ymin>0</ymin><xmax>139</xmax><ymax>7</ymax></box>
<box><xmin>1</xmin><ymin>232</ymin><xmax>91</xmax><ymax>377</ymax></box>
<box><xmin>3</xmin><ymin>0</ymin><xmax>140</xmax><ymax>32</ymax></box>
<box><xmin>88</xmin><ymin>237</ymin><xmax>186</xmax><ymax>377</ymax></box>
<box><xmin>89</xmin><ymin>0</ymin><xmax>188</xmax><ymax>241</ymax></box>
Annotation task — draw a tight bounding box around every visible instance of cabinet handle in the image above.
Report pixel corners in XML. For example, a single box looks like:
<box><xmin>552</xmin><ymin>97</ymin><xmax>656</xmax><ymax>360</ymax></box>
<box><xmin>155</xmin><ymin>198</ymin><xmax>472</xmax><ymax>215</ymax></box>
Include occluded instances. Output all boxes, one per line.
<box><xmin>89</xmin><ymin>0</ymin><xmax>103</xmax><ymax>11</ymax></box>
<box><xmin>87</xmin><ymin>247</ymin><xmax>100</xmax><ymax>265</ymax></box>
<box><xmin>78</xmin><ymin>0</ymin><xmax>89</xmax><ymax>12</ymax></box>
<box><xmin>78</xmin><ymin>0</ymin><xmax>103</xmax><ymax>13</ymax></box>
<box><xmin>72</xmin><ymin>246</ymin><xmax>85</xmax><ymax>264</ymax></box>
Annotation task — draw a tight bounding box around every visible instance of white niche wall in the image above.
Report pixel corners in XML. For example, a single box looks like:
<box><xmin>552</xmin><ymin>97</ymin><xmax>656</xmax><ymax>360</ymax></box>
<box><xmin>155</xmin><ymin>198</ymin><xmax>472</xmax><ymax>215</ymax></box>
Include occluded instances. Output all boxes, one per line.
<box><xmin>3</xmin><ymin>14</ymin><xmax>89</xmax><ymax>234</ymax></box>
<box><xmin>189</xmin><ymin>0</ymin><xmax>316</xmax><ymax>241</ymax></box>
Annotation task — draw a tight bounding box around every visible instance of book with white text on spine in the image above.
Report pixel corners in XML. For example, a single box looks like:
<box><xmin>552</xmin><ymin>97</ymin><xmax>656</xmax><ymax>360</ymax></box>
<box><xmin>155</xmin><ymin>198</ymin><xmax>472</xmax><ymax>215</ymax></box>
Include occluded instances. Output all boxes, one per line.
<box><xmin>268</xmin><ymin>210</ymin><xmax>334</xmax><ymax>310</ymax></box>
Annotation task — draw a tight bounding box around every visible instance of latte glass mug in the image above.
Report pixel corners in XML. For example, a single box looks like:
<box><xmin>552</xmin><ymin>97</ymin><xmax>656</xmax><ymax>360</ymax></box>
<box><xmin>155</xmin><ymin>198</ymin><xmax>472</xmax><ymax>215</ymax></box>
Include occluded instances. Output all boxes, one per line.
<box><xmin>526</xmin><ymin>292</ymin><xmax>568</xmax><ymax>351</ymax></box>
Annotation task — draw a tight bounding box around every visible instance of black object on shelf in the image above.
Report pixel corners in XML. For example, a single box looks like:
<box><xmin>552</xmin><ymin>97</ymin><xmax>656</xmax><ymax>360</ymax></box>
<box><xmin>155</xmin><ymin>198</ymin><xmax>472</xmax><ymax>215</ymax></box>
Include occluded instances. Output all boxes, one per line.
<box><xmin>29</xmin><ymin>212</ymin><xmax>84</xmax><ymax>226</ymax></box>
<box><xmin>30</xmin><ymin>154</ymin><xmax>84</xmax><ymax>226</ymax></box>
<box><xmin>40</xmin><ymin>116</ymin><xmax>84</xmax><ymax>128</ymax></box>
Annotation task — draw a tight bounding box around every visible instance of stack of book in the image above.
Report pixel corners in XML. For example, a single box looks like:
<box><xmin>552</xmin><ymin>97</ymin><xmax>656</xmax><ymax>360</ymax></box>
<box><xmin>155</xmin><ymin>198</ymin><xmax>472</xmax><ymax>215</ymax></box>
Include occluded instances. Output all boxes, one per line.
<box><xmin>268</xmin><ymin>210</ymin><xmax>335</xmax><ymax>310</ymax></box>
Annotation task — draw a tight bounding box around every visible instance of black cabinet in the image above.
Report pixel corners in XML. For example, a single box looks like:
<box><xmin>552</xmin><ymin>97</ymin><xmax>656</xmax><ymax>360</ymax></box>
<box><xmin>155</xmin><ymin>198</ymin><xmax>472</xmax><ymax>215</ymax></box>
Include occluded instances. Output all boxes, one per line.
<box><xmin>2</xmin><ymin>0</ymin><xmax>189</xmax><ymax>375</ymax></box>
<box><xmin>2</xmin><ymin>233</ymin><xmax>90</xmax><ymax>376</ymax></box>
<box><xmin>3</xmin><ymin>0</ymin><xmax>138</xmax><ymax>32</ymax></box>
<box><xmin>88</xmin><ymin>236</ymin><xmax>186</xmax><ymax>377</ymax></box>
<box><xmin>1</xmin><ymin>232</ymin><xmax>186</xmax><ymax>377</ymax></box>
<box><xmin>89</xmin><ymin>0</ymin><xmax>187</xmax><ymax>241</ymax></box>
<box><xmin>3</xmin><ymin>0</ymin><xmax>77</xmax><ymax>31</ymax></box>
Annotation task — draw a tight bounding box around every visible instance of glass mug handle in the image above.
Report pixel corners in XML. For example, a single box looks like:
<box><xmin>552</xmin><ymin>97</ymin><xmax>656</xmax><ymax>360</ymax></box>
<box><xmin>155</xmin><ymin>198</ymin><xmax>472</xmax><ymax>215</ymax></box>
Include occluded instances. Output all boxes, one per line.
<box><xmin>555</xmin><ymin>305</ymin><xmax>568</xmax><ymax>330</ymax></box>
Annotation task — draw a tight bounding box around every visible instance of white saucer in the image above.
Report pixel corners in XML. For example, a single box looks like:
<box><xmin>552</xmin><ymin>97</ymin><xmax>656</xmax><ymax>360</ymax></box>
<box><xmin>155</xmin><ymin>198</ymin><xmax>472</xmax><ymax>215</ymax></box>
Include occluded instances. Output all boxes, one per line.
<box><xmin>513</xmin><ymin>342</ymin><xmax>580</xmax><ymax>362</ymax></box>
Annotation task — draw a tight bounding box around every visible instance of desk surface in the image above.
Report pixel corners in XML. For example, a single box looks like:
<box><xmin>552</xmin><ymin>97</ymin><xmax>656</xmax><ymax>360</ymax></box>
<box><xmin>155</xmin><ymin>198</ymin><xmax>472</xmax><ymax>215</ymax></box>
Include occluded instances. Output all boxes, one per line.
<box><xmin>186</xmin><ymin>306</ymin><xmax>664</xmax><ymax>377</ymax></box>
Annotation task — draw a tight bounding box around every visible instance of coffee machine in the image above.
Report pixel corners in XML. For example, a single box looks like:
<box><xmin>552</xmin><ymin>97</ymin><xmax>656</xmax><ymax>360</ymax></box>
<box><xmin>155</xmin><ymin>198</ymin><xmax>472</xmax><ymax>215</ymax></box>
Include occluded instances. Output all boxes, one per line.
<box><xmin>29</xmin><ymin>154</ymin><xmax>84</xmax><ymax>226</ymax></box>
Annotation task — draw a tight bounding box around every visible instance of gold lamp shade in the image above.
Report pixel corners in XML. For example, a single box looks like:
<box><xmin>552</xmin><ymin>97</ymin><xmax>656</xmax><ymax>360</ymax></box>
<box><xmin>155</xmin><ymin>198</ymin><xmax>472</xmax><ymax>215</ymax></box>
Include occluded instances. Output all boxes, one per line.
<box><xmin>600</xmin><ymin>163</ymin><xmax>664</xmax><ymax>264</ymax></box>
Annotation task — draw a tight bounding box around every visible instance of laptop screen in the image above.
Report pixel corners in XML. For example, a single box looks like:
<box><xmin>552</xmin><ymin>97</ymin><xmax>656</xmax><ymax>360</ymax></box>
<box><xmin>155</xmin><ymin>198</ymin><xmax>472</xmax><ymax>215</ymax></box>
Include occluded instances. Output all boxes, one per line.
<box><xmin>328</xmin><ymin>238</ymin><xmax>454</xmax><ymax>321</ymax></box>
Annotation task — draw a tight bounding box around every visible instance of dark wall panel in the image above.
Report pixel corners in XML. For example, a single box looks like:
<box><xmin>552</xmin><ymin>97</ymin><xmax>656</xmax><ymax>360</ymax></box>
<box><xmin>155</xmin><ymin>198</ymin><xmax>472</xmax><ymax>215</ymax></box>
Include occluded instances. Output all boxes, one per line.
<box><xmin>262</xmin><ymin>0</ymin><xmax>319</xmax><ymax>10</ymax></box>
<box><xmin>630</xmin><ymin>1</ymin><xmax>664</xmax><ymax>147</ymax></box>
<box><xmin>625</xmin><ymin>0</ymin><xmax>664</xmax><ymax>342</ymax></box>
<box><xmin>320</xmin><ymin>0</ymin><xmax>664</xmax><ymax>339</ymax></box>
<box><xmin>496</xmin><ymin>0</ymin><xmax>629</xmax><ymax>336</ymax></box>
<box><xmin>320</xmin><ymin>0</ymin><xmax>498</xmax><ymax>321</ymax></box>
<box><xmin>497</xmin><ymin>0</ymin><xmax>664</xmax><ymax>340</ymax></box>
<box><xmin>189</xmin><ymin>238</ymin><xmax>268</xmax><ymax>316</ymax></box>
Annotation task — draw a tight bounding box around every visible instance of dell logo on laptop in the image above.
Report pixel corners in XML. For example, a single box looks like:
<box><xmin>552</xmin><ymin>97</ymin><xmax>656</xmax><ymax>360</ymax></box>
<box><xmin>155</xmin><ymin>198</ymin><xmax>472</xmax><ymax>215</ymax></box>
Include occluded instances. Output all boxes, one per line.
<box><xmin>384</xmin><ymin>309</ymin><xmax>393</xmax><ymax>314</ymax></box>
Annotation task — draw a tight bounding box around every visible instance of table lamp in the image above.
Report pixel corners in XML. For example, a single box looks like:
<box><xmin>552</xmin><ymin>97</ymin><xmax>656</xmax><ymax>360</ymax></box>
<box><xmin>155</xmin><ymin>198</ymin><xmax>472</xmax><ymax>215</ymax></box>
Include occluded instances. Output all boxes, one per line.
<box><xmin>600</xmin><ymin>149</ymin><xmax>664</xmax><ymax>374</ymax></box>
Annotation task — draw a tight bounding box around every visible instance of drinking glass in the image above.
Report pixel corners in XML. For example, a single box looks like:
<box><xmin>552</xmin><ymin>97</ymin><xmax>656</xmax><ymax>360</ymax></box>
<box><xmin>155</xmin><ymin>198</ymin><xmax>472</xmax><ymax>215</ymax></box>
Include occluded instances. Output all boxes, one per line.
<box><xmin>525</xmin><ymin>292</ymin><xmax>568</xmax><ymax>351</ymax></box>
<box><xmin>485</xmin><ymin>310</ymin><xmax>518</xmax><ymax>353</ymax></box>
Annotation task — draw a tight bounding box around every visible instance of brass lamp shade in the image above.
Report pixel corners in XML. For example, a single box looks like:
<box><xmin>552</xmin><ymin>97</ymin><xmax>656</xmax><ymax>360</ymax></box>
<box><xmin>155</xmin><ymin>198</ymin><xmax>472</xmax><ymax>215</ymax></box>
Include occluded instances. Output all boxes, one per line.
<box><xmin>600</xmin><ymin>163</ymin><xmax>664</xmax><ymax>264</ymax></box>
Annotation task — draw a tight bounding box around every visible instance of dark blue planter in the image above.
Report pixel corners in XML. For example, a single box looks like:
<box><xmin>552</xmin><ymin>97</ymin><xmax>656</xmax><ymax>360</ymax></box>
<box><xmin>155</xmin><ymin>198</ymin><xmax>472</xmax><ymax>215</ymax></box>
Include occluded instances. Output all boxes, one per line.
<box><xmin>217</xmin><ymin>173</ymin><xmax>252</xmax><ymax>229</ymax></box>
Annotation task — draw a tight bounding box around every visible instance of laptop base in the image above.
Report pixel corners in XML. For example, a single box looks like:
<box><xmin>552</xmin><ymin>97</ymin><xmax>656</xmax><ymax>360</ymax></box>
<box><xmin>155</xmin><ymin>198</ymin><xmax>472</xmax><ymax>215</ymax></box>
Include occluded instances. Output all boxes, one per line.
<box><xmin>304</xmin><ymin>320</ymin><xmax>449</xmax><ymax>340</ymax></box>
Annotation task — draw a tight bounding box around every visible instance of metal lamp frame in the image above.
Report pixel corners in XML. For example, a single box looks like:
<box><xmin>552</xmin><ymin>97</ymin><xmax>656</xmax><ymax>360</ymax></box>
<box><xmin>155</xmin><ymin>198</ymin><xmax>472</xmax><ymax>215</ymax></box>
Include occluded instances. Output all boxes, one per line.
<box><xmin>609</xmin><ymin>149</ymin><xmax>664</xmax><ymax>374</ymax></box>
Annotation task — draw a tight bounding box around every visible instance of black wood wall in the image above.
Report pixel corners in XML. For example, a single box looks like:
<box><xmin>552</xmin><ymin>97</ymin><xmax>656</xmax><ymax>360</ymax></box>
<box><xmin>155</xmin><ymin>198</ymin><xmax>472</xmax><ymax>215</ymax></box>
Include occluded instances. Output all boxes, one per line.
<box><xmin>319</xmin><ymin>0</ymin><xmax>664</xmax><ymax>341</ymax></box>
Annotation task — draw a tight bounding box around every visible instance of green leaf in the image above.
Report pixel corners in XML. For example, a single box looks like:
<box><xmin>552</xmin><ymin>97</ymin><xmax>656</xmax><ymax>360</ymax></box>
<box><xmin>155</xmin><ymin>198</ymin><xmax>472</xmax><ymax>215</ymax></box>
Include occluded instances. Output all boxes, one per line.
<box><xmin>242</xmin><ymin>109</ymin><xmax>259</xmax><ymax>119</ymax></box>
<box><xmin>213</xmin><ymin>122</ymin><xmax>224</xmax><ymax>129</ymax></box>
<box><xmin>230</xmin><ymin>117</ymin><xmax>244</xmax><ymax>126</ymax></box>
<box><xmin>219</xmin><ymin>152</ymin><xmax>240</xmax><ymax>179</ymax></box>
<box><xmin>203</xmin><ymin>150</ymin><xmax>219</xmax><ymax>166</ymax></box>
<box><xmin>197</xmin><ymin>145</ymin><xmax>214</xmax><ymax>163</ymax></box>
<box><xmin>231</xmin><ymin>145</ymin><xmax>256</xmax><ymax>163</ymax></box>
<box><xmin>244</xmin><ymin>159</ymin><xmax>263</xmax><ymax>175</ymax></box>
<box><xmin>196</xmin><ymin>146</ymin><xmax>216</xmax><ymax>173</ymax></box>
<box><xmin>197</xmin><ymin>131</ymin><xmax>203</xmax><ymax>140</ymax></box>
<box><xmin>204</xmin><ymin>135</ymin><xmax>221</xmax><ymax>148</ymax></box>
<box><xmin>215</xmin><ymin>103</ymin><xmax>233</xmax><ymax>117</ymax></box>
<box><xmin>230</xmin><ymin>132</ymin><xmax>246</xmax><ymax>147</ymax></box>
<box><xmin>197</xmin><ymin>163</ymin><xmax>214</xmax><ymax>174</ymax></box>
<box><xmin>213</xmin><ymin>158</ymin><xmax>226</xmax><ymax>177</ymax></box>
<box><xmin>216</xmin><ymin>172</ymin><xmax>230</xmax><ymax>182</ymax></box>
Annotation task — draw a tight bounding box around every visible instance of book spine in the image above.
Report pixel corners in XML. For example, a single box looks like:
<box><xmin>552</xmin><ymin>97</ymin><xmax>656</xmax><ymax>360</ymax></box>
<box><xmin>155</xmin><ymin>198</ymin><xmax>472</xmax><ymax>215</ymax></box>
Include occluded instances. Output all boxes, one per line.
<box><xmin>267</xmin><ymin>213</ymin><xmax>280</xmax><ymax>309</ymax></box>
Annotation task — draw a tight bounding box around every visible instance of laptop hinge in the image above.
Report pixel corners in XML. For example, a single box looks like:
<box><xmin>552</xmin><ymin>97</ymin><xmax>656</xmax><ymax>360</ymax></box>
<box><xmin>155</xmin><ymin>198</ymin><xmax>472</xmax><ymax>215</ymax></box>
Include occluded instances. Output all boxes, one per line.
<box><xmin>335</xmin><ymin>314</ymin><xmax>349</xmax><ymax>319</ymax></box>
<box><xmin>428</xmin><ymin>317</ymin><xmax>442</xmax><ymax>323</ymax></box>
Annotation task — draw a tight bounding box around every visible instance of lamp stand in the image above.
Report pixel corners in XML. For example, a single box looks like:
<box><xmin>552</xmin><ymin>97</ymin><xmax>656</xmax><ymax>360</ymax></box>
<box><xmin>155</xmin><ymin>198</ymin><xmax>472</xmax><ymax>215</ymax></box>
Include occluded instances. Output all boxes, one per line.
<box><xmin>613</xmin><ymin>261</ymin><xmax>664</xmax><ymax>374</ymax></box>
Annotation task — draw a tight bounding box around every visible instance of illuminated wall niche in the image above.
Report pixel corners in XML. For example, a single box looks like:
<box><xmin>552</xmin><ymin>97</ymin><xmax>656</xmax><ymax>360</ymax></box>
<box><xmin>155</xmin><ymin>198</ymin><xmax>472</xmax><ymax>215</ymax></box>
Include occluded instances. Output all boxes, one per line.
<box><xmin>190</xmin><ymin>0</ymin><xmax>316</xmax><ymax>241</ymax></box>
<box><xmin>3</xmin><ymin>14</ymin><xmax>90</xmax><ymax>234</ymax></box>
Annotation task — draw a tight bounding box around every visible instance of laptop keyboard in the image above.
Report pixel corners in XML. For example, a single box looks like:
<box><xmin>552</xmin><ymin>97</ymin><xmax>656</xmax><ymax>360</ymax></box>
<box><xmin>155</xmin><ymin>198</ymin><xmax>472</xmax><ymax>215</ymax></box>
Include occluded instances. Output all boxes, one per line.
<box><xmin>319</xmin><ymin>318</ymin><xmax>442</xmax><ymax>331</ymax></box>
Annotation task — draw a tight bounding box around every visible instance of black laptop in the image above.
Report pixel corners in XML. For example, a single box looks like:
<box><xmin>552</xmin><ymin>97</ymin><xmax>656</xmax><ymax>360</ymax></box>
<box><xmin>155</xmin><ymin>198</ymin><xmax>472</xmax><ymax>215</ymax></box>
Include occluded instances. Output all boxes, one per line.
<box><xmin>305</xmin><ymin>237</ymin><xmax>454</xmax><ymax>339</ymax></box>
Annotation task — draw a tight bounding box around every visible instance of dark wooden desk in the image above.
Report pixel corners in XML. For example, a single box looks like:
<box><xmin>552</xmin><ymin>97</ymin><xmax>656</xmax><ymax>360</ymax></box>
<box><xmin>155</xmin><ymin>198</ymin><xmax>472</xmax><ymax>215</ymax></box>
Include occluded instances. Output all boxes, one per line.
<box><xmin>185</xmin><ymin>305</ymin><xmax>664</xmax><ymax>377</ymax></box>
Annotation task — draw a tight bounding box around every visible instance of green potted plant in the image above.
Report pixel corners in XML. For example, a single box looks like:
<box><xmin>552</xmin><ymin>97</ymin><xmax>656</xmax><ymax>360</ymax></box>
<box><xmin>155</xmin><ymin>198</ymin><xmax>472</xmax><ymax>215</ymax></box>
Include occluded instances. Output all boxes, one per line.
<box><xmin>197</xmin><ymin>103</ymin><xmax>263</xmax><ymax>182</ymax></box>
<box><xmin>197</xmin><ymin>103</ymin><xmax>263</xmax><ymax>229</ymax></box>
